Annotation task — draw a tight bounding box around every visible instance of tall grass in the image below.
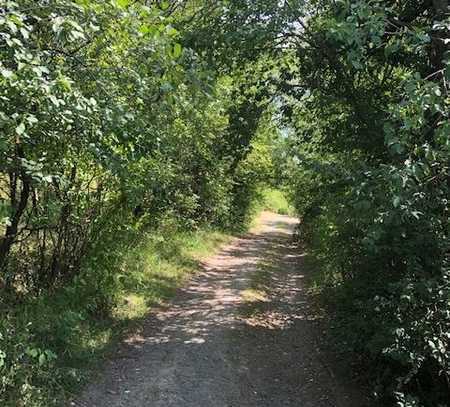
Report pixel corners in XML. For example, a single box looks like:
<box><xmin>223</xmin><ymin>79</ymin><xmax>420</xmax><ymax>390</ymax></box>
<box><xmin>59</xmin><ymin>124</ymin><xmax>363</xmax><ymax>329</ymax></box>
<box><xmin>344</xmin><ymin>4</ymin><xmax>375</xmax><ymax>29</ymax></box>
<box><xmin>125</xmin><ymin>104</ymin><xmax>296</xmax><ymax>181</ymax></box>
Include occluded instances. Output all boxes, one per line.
<box><xmin>0</xmin><ymin>223</ymin><xmax>232</xmax><ymax>406</ymax></box>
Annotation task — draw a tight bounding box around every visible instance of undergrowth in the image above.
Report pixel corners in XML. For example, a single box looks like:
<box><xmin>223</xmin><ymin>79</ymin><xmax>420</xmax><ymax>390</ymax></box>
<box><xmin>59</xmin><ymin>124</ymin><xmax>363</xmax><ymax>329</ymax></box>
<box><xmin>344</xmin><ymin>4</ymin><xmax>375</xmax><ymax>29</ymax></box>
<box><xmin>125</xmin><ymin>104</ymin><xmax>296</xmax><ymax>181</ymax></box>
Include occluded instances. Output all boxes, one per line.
<box><xmin>0</xmin><ymin>220</ymin><xmax>231</xmax><ymax>406</ymax></box>
<box><xmin>0</xmin><ymin>191</ymin><xmax>287</xmax><ymax>407</ymax></box>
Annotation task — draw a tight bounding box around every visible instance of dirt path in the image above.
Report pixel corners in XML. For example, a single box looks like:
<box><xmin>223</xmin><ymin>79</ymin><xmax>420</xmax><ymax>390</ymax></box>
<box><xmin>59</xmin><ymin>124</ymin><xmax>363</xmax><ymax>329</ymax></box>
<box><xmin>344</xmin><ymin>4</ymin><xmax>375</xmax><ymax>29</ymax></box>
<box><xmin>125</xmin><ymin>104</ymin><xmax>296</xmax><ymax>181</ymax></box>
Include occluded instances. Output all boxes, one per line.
<box><xmin>74</xmin><ymin>212</ymin><xmax>368</xmax><ymax>407</ymax></box>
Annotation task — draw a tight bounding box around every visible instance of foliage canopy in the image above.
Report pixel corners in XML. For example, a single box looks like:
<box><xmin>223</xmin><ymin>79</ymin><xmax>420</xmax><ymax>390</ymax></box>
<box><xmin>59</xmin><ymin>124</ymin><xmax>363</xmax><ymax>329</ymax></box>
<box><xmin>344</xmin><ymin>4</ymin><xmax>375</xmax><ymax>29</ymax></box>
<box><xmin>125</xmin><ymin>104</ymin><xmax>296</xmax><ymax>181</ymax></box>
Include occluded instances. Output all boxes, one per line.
<box><xmin>1</xmin><ymin>0</ymin><xmax>449</xmax><ymax>406</ymax></box>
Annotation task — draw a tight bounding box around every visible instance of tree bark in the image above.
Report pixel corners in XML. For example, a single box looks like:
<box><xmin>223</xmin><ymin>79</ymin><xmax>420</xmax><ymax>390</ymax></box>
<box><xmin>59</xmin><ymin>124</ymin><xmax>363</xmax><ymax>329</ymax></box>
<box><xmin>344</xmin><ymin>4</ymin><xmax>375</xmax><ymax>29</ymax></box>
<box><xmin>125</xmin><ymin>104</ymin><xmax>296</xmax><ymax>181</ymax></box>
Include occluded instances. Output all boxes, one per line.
<box><xmin>0</xmin><ymin>144</ymin><xmax>31</xmax><ymax>282</ymax></box>
<box><xmin>0</xmin><ymin>175</ymin><xmax>30</xmax><ymax>273</ymax></box>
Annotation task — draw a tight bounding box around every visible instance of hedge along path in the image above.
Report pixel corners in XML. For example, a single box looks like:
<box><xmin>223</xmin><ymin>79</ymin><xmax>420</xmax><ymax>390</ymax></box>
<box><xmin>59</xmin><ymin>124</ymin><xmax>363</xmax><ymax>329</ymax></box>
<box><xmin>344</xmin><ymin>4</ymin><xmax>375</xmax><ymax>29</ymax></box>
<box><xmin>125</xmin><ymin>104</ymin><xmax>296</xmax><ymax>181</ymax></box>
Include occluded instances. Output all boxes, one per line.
<box><xmin>74</xmin><ymin>212</ymin><xmax>368</xmax><ymax>407</ymax></box>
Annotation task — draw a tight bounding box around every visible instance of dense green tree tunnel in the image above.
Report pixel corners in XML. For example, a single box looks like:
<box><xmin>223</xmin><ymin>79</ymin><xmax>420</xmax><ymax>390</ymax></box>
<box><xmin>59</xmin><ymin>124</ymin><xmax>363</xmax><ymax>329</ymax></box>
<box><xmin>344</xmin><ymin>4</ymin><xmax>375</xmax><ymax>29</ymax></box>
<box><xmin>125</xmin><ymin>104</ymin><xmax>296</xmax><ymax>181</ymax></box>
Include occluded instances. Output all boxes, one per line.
<box><xmin>0</xmin><ymin>1</ymin><xmax>449</xmax><ymax>405</ymax></box>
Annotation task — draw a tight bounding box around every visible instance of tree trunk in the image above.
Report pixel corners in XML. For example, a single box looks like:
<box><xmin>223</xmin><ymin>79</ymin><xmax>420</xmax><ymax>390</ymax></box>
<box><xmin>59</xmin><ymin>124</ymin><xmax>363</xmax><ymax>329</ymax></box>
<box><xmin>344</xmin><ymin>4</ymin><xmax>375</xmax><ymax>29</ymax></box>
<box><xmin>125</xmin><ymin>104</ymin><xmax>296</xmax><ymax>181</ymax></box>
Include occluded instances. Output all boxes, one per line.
<box><xmin>0</xmin><ymin>175</ymin><xmax>30</xmax><ymax>272</ymax></box>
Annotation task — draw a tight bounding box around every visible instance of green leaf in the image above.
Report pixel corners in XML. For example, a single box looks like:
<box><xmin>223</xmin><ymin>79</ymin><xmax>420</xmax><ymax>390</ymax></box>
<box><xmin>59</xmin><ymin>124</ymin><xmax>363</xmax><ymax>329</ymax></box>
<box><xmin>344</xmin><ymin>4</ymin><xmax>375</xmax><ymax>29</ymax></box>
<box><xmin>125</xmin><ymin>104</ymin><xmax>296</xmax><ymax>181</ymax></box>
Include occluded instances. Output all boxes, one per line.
<box><xmin>44</xmin><ymin>350</ymin><xmax>57</xmax><ymax>361</ymax></box>
<box><xmin>26</xmin><ymin>115</ymin><xmax>38</xmax><ymax>124</ymax></box>
<box><xmin>172</xmin><ymin>43</ymin><xmax>182</xmax><ymax>58</ymax></box>
<box><xmin>160</xmin><ymin>82</ymin><xmax>173</xmax><ymax>93</ymax></box>
<box><xmin>16</xmin><ymin>122</ymin><xmax>25</xmax><ymax>135</ymax></box>
<box><xmin>58</xmin><ymin>76</ymin><xmax>72</xmax><ymax>91</ymax></box>
<box><xmin>117</xmin><ymin>0</ymin><xmax>130</xmax><ymax>8</ymax></box>
<box><xmin>139</xmin><ymin>24</ymin><xmax>156</xmax><ymax>35</ymax></box>
<box><xmin>1</xmin><ymin>69</ymin><xmax>13</xmax><ymax>79</ymax></box>
<box><xmin>166</xmin><ymin>26</ymin><xmax>178</xmax><ymax>37</ymax></box>
<box><xmin>26</xmin><ymin>348</ymin><xmax>39</xmax><ymax>358</ymax></box>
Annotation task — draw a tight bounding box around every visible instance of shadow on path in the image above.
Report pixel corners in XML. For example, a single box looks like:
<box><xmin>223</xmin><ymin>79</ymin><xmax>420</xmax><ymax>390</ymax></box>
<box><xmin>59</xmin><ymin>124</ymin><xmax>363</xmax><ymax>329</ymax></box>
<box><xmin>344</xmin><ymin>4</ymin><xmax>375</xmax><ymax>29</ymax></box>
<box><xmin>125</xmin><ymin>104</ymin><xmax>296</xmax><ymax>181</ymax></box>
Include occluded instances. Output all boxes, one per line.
<box><xmin>74</xmin><ymin>212</ymin><xmax>368</xmax><ymax>407</ymax></box>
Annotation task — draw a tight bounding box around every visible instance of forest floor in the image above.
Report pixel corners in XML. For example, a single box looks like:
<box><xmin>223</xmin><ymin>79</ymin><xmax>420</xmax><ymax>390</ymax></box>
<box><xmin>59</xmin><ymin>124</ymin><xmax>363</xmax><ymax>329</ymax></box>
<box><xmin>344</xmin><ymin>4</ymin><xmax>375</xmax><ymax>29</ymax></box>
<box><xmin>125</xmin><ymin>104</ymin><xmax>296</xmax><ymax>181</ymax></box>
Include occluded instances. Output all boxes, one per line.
<box><xmin>73</xmin><ymin>212</ymin><xmax>369</xmax><ymax>407</ymax></box>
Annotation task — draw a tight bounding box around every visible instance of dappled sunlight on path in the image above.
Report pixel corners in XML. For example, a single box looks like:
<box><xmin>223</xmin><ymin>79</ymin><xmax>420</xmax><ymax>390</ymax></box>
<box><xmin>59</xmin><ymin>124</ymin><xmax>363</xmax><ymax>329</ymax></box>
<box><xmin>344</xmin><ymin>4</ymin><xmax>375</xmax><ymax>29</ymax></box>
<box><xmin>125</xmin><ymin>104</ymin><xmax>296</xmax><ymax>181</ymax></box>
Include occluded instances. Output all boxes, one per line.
<box><xmin>74</xmin><ymin>212</ymin><xmax>367</xmax><ymax>407</ymax></box>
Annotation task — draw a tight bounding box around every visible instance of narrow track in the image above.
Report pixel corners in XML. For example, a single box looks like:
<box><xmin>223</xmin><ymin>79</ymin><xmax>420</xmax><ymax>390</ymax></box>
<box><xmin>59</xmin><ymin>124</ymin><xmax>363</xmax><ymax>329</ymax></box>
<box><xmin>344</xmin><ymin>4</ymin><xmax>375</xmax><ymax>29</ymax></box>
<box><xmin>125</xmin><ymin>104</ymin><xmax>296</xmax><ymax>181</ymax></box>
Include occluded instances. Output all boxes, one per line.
<box><xmin>75</xmin><ymin>212</ymin><xmax>367</xmax><ymax>407</ymax></box>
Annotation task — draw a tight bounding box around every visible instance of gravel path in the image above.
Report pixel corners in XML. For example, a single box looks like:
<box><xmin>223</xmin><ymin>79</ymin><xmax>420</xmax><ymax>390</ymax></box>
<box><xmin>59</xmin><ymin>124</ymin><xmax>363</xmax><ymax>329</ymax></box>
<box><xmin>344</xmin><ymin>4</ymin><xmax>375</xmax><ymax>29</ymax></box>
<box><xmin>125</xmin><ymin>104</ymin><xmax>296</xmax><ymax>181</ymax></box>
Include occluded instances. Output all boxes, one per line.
<box><xmin>74</xmin><ymin>212</ymin><xmax>368</xmax><ymax>407</ymax></box>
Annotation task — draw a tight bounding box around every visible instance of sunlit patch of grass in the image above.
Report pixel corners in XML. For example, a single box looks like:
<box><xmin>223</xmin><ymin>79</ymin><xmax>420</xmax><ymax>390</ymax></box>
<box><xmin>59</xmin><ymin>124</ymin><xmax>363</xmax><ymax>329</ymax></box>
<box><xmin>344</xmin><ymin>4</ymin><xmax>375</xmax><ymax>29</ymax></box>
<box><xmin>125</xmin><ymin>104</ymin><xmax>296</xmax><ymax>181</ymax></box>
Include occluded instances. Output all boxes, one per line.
<box><xmin>259</xmin><ymin>188</ymin><xmax>295</xmax><ymax>216</ymax></box>
<box><xmin>82</xmin><ymin>330</ymin><xmax>113</xmax><ymax>356</ymax></box>
<box><xmin>114</xmin><ymin>294</ymin><xmax>148</xmax><ymax>320</ymax></box>
<box><xmin>114</xmin><ymin>228</ymin><xmax>233</xmax><ymax>324</ymax></box>
<box><xmin>181</xmin><ymin>230</ymin><xmax>231</xmax><ymax>260</ymax></box>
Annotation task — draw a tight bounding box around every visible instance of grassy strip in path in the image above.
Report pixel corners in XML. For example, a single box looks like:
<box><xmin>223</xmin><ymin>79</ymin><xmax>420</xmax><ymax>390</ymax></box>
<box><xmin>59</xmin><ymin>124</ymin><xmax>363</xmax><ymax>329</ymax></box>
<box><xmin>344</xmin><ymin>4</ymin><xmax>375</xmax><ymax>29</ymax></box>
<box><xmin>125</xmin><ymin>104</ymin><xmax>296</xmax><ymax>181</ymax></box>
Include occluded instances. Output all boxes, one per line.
<box><xmin>238</xmin><ymin>223</ymin><xmax>283</xmax><ymax>325</ymax></box>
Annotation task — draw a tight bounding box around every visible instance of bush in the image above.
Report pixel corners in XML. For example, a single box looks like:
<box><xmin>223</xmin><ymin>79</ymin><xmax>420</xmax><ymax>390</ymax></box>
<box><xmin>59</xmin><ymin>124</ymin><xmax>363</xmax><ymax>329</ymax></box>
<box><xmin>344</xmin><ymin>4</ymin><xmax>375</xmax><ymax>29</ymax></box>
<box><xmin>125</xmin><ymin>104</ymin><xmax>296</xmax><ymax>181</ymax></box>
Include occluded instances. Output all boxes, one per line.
<box><xmin>278</xmin><ymin>1</ymin><xmax>450</xmax><ymax>405</ymax></box>
<box><xmin>0</xmin><ymin>220</ymin><xmax>232</xmax><ymax>406</ymax></box>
